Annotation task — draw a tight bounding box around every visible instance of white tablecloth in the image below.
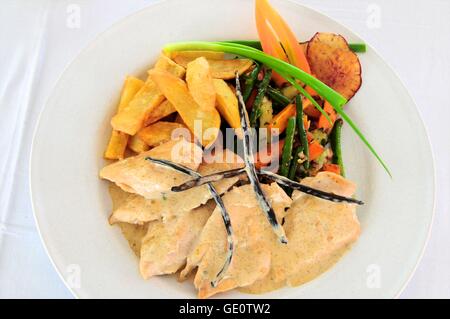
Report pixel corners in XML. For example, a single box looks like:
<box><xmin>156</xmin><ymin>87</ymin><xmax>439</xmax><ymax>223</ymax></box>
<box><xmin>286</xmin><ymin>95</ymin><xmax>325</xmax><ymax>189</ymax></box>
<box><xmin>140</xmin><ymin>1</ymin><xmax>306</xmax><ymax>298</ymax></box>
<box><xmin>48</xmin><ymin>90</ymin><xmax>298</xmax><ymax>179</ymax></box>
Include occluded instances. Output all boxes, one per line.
<box><xmin>1</xmin><ymin>0</ymin><xmax>449</xmax><ymax>298</ymax></box>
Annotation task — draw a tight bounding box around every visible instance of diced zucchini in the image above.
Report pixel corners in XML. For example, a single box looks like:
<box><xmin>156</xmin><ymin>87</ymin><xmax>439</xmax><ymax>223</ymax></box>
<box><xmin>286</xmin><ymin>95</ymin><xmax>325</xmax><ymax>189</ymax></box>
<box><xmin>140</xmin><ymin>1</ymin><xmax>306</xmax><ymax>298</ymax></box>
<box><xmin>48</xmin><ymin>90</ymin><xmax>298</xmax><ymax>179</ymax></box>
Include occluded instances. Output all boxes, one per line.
<box><xmin>259</xmin><ymin>97</ymin><xmax>274</xmax><ymax>128</ymax></box>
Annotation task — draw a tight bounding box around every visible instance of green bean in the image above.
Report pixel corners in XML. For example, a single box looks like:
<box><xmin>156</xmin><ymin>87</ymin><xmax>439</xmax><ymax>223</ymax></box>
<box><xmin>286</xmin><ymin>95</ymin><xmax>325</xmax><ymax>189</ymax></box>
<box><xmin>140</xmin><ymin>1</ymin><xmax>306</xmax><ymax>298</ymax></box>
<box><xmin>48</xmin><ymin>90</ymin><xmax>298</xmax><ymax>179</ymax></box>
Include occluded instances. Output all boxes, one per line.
<box><xmin>288</xmin><ymin>146</ymin><xmax>303</xmax><ymax>181</ymax></box>
<box><xmin>296</xmin><ymin>95</ymin><xmax>310</xmax><ymax>171</ymax></box>
<box><xmin>330</xmin><ymin>119</ymin><xmax>345</xmax><ymax>177</ymax></box>
<box><xmin>348</xmin><ymin>43</ymin><xmax>367</xmax><ymax>53</ymax></box>
<box><xmin>267</xmin><ymin>86</ymin><xmax>291</xmax><ymax>108</ymax></box>
<box><xmin>280</xmin><ymin>117</ymin><xmax>296</xmax><ymax>177</ymax></box>
<box><xmin>250</xmin><ymin>69</ymin><xmax>272</xmax><ymax>126</ymax></box>
<box><xmin>243</xmin><ymin>63</ymin><xmax>261</xmax><ymax>102</ymax></box>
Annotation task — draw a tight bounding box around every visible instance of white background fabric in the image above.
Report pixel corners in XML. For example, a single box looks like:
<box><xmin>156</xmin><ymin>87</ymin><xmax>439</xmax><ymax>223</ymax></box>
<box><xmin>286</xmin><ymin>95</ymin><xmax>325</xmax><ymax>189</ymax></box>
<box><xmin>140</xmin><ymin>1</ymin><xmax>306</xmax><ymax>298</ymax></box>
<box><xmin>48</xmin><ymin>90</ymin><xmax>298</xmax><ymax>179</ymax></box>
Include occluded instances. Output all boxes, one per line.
<box><xmin>0</xmin><ymin>0</ymin><xmax>448</xmax><ymax>298</ymax></box>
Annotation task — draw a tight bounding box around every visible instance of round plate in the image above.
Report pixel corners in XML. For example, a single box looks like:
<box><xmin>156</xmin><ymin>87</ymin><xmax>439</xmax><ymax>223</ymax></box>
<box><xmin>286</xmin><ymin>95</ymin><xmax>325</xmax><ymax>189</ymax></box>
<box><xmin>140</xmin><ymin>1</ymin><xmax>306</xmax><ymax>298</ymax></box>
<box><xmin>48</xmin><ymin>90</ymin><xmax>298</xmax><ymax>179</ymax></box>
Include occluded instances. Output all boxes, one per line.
<box><xmin>30</xmin><ymin>0</ymin><xmax>435</xmax><ymax>298</ymax></box>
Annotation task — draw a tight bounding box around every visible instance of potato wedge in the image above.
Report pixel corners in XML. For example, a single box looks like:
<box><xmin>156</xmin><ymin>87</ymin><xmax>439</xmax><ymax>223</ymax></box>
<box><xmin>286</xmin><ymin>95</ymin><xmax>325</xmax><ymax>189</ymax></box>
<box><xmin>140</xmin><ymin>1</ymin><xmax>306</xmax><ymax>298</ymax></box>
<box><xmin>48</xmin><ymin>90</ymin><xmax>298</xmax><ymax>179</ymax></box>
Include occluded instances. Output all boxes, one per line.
<box><xmin>153</xmin><ymin>54</ymin><xmax>186</xmax><ymax>79</ymax></box>
<box><xmin>149</xmin><ymin>69</ymin><xmax>221</xmax><ymax>147</ymax></box>
<box><xmin>307</xmin><ymin>32</ymin><xmax>362</xmax><ymax>100</ymax></box>
<box><xmin>137</xmin><ymin>121</ymin><xmax>186</xmax><ymax>147</ymax></box>
<box><xmin>104</xmin><ymin>130</ymin><xmax>129</xmax><ymax>160</ymax></box>
<box><xmin>111</xmin><ymin>80</ymin><xmax>165</xmax><ymax>135</ymax></box>
<box><xmin>208</xmin><ymin>59</ymin><xmax>254</xmax><ymax>79</ymax></box>
<box><xmin>104</xmin><ymin>77</ymin><xmax>144</xmax><ymax>160</ymax></box>
<box><xmin>144</xmin><ymin>100</ymin><xmax>177</xmax><ymax>126</ymax></box>
<box><xmin>186</xmin><ymin>57</ymin><xmax>216</xmax><ymax>111</ymax></box>
<box><xmin>174</xmin><ymin>58</ymin><xmax>253</xmax><ymax>80</ymax></box>
<box><xmin>117</xmin><ymin>77</ymin><xmax>146</xmax><ymax>112</ymax></box>
<box><xmin>128</xmin><ymin>135</ymin><xmax>150</xmax><ymax>154</ymax></box>
<box><xmin>213</xmin><ymin>79</ymin><xmax>240</xmax><ymax>129</ymax></box>
<box><xmin>112</xmin><ymin>56</ymin><xmax>185</xmax><ymax>135</ymax></box>
<box><xmin>172</xmin><ymin>51</ymin><xmax>225</xmax><ymax>66</ymax></box>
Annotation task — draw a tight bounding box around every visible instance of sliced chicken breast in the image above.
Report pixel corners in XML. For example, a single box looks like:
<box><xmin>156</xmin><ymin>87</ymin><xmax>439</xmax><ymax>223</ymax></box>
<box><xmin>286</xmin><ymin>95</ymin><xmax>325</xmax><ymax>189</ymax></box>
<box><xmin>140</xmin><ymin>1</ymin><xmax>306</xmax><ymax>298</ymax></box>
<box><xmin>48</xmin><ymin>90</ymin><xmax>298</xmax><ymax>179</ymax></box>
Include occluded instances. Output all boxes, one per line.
<box><xmin>139</xmin><ymin>201</ymin><xmax>216</xmax><ymax>279</ymax></box>
<box><xmin>181</xmin><ymin>183</ymin><xmax>292</xmax><ymax>299</ymax></box>
<box><xmin>108</xmin><ymin>184</ymin><xmax>149</xmax><ymax>257</ymax></box>
<box><xmin>241</xmin><ymin>172</ymin><xmax>361</xmax><ymax>294</ymax></box>
<box><xmin>100</xmin><ymin>139</ymin><xmax>202</xmax><ymax>199</ymax></box>
<box><xmin>109</xmin><ymin>149</ymin><xmax>243</xmax><ymax>225</ymax></box>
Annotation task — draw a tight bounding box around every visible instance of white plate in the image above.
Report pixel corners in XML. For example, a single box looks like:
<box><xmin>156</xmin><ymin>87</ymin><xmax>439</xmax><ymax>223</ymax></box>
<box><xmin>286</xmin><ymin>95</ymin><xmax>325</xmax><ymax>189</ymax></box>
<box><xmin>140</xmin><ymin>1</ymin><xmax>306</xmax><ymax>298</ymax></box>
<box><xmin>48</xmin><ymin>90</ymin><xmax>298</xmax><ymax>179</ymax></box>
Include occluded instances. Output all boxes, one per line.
<box><xmin>30</xmin><ymin>0</ymin><xmax>435</xmax><ymax>298</ymax></box>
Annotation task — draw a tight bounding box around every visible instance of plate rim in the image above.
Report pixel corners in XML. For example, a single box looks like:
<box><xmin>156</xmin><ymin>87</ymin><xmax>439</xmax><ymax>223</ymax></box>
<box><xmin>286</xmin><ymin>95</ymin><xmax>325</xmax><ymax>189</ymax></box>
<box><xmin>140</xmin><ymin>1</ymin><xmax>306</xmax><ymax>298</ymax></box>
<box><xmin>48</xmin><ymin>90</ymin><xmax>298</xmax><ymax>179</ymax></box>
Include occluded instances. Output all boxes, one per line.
<box><xmin>29</xmin><ymin>0</ymin><xmax>436</xmax><ymax>299</ymax></box>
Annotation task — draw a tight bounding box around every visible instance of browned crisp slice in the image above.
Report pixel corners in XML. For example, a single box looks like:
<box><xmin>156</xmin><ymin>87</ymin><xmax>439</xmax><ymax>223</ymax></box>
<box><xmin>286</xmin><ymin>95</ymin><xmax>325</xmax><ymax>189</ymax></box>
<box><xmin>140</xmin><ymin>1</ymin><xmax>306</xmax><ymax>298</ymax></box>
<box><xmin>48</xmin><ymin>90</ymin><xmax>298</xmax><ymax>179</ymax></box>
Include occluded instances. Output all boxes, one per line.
<box><xmin>137</xmin><ymin>121</ymin><xmax>186</xmax><ymax>147</ymax></box>
<box><xmin>307</xmin><ymin>32</ymin><xmax>362</xmax><ymax>100</ymax></box>
<box><xmin>139</xmin><ymin>201</ymin><xmax>215</xmax><ymax>279</ymax></box>
<box><xmin>181</xmin><ymin>183</ymin><xmax>292</xmax><ymax>299</ymax></box>
<box><xmin>186</xmin><ymin>57</ymin><xmax>216</xmax><ymax>111</ymax></box>
<box><xmin>100</xmin><ymin>139</ymin><xmax>202</xmax><ymax>199</ymax></box>
<box><xmin>241</xmin><ymin>172</ymin><xmax>360</xmax><ymax>294</ymax></box>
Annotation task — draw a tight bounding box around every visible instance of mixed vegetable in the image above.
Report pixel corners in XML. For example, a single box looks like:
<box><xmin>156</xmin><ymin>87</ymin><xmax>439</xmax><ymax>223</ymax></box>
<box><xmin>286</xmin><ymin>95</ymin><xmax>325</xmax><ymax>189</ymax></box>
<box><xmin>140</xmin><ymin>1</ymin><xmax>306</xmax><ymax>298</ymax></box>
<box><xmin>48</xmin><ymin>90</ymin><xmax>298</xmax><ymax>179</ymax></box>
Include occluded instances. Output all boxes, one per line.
<box><xmin>162</xmin><ymin>0</ymin><xmax>391</xmax><ymax>178</ymax></box>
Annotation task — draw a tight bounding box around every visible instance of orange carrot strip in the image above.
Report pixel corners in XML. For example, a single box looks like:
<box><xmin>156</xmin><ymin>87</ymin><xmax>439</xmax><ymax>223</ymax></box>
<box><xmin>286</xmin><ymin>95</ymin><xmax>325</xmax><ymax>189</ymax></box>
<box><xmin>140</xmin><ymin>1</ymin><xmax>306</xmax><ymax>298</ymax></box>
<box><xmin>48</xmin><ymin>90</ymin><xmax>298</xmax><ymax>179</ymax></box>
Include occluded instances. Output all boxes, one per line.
<box><xmin>317</xmin><ymin>101</ymin><xmax>337</xmax><ymax>130</ymax></box>
<box><xmin>268</xmin><ymin>104</ymin><xmax>296</xmax><ymax>135</ymax></box>
<box><xmin>257</xmin><ymin>0</ymin><xmax>312</xmax><ymax>74</ymax></box>
<box><xmin>255</xmin><ymin>3</ymin><xmax>288</xmax><ymax>86</ymax></box>
<box><xmin>309</xmin><ymin>140</ymin><xmax>324</xmax><ymax>161</ymax></box>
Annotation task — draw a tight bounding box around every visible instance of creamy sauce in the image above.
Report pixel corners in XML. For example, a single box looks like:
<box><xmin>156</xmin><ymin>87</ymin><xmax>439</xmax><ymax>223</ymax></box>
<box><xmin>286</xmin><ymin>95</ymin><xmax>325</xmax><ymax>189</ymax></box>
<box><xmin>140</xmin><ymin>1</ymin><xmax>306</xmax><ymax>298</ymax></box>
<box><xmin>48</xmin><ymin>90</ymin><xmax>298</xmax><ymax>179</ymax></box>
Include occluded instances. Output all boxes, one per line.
<box><xmin>239</xmin><ymin>246</ymin><xmax>350</xmax><ymax>294</ymax></box>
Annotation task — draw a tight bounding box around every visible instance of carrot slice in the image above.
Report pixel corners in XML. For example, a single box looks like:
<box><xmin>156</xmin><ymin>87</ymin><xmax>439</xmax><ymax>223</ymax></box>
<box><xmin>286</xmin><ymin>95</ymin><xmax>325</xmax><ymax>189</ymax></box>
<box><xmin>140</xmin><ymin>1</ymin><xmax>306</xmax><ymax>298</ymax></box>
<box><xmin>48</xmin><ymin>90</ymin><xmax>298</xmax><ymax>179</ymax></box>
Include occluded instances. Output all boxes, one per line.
<box><xmin>257</xmin><ymin>0</ymin><xmax>311</xmax><ymax>74</ymax></box>
<box><xmin>268</xmin><ymin>104</ymin><xmax>296</xmax><ymax>135</ymax></box>
<box><xmin>317</xmin><ymin>101</ymin><xmax>337</xmax><ymax>130</ymax></box>
<box><xmin>255</xmin><ymin>3</ymin><xmax>288</xmax><ymax>86</ymax></box>
<box><xmin>309</xmin><ymin>140</ymin><xmax>324</xmax><ymax>161</ymax></box>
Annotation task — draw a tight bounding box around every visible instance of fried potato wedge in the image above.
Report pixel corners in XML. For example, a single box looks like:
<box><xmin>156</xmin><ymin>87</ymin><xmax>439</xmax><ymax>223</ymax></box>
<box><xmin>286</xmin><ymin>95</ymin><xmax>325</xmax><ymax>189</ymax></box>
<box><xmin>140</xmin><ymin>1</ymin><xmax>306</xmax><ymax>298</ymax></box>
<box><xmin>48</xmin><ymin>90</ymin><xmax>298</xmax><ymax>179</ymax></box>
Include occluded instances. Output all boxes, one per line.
<box><xmin>149</xmin><ymin>69</ymin><xmax>221</xmax><ymax>147</ymax></box>
<box><xmin>104</xmin><ymin>77</ymin><xmax>144</xmax><ymax>160</ymax></box>
<box><xmin>154</xmin><ymin>54</ymin><xmax>186</xmax><ymax>78</ymax></box>
<box><xmin>174</xmin><ymin>58</ymin><xmax>253</xmax><ymax>80</ymax></box>
<box><xmin>117</xmin><ymin>77</ymin><xmax>146</xmax><ymax>112</ymax></box>
<box><xmin>111</xmin><ymin>80</ymin><xmax>165</xmax><ymax>135</ymax></box>
<box><xmin>208</xmin><ymin>59</ymin><xmax>254</xmax><ymax>80</ymax></box>
<box><xmin>128</xmin><ymin>134</ymin><xmax>150</xmax><ymax>154</ymax></box>
<box><xmin>186</xmin><ymin>57</ymin><xmax>216</xmax><ymax>111</ymax></box>
<box><xmin>111</xmin><ymin>56</ymin><xmax>185</xmax><ymax>135</ymax></box>
<box><xmin>144</xmin><ymin>100</ymin><xmax>177</xmax><ymax>126</ymax></box>
<box><xmin>104</xmin><ymin>130</ymin><xmax>130</xmax><ymax>160</ymax></box>
<box><xmin>137</xmin><ymin>121</ymin><xmax>186</xmax><ymax>147</ymax></box>
<box><xmin>307</xmin><ymin>32</ymin><xmax>362</xmax><ymax>100</ymax></box>
<box><xmin>171</xmin><ymin>51</ymin><xmax>225</xmax><ymax>66</ymax></box>
<box><xmin>213</xmin><ymin>79</ymin><xmax>240</xmax><ymax>129</ymax></box>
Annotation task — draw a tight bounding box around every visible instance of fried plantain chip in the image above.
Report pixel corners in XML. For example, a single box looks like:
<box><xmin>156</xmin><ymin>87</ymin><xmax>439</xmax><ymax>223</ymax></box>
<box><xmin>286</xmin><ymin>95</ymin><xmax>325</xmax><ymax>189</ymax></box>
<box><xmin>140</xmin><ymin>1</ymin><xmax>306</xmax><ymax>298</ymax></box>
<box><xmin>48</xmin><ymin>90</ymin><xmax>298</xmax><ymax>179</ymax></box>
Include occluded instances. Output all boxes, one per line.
<box><xmin>307</xmin><ymin>32</ymin><xmax>362</xmax><ymax>100</ymax></box>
